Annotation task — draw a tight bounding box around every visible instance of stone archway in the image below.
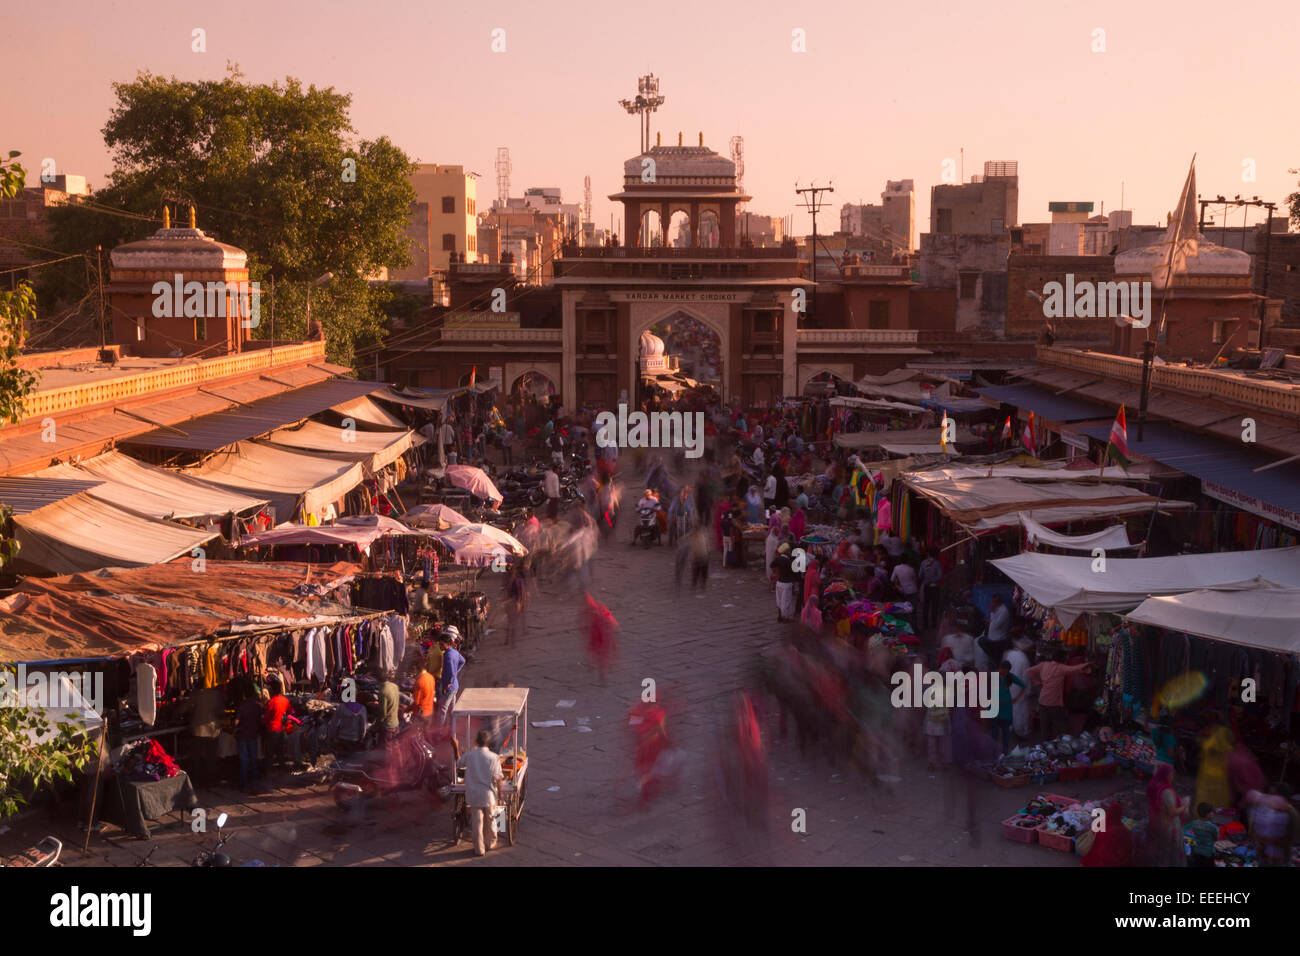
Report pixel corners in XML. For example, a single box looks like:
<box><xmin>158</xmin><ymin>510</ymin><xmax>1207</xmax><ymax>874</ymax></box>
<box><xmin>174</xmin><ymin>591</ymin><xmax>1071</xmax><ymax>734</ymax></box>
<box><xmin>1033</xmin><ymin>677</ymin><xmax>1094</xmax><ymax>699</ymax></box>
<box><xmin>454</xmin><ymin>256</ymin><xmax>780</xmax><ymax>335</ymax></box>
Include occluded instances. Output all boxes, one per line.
<box><xmin>797</xmin><ymin>363</ymin><xmax>854</xmax><ymax>394</ymax></box>
<box><xmin>629</xmin><ymin>301</ymin><xmax>730</xmax><ymax>399</ymax></box>
<box><xmin>505</xmin><ymin>363</ymin><xmax>560</xmax><ymax>400</ymax></box>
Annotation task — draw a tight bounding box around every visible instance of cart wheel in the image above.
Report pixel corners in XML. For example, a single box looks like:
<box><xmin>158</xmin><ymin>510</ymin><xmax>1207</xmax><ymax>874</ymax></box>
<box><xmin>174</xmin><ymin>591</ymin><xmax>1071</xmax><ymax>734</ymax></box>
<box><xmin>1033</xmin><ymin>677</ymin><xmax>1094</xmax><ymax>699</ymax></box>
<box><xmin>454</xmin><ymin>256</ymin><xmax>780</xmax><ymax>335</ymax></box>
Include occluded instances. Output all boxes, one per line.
<box><xmin>451</xmin><ymin>795</ymin><xmax>467</xmax><ymax>843</ymax></box>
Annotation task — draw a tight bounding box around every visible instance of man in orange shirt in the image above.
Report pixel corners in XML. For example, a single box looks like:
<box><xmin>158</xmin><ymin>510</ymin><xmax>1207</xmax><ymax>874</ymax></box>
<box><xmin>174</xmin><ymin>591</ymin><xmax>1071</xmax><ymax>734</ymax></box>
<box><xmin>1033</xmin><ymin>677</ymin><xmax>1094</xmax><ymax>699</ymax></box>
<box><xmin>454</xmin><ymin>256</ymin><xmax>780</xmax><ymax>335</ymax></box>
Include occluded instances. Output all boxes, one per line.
<box><xmin>409</xmin><ymin>660</ymin><xmax>436</xmax><ymax>728</ymax></box>
<box><xmin>1026</xmin><ymin>649</ymin><xmax>1091</xmax><ymax>740</ymax></box>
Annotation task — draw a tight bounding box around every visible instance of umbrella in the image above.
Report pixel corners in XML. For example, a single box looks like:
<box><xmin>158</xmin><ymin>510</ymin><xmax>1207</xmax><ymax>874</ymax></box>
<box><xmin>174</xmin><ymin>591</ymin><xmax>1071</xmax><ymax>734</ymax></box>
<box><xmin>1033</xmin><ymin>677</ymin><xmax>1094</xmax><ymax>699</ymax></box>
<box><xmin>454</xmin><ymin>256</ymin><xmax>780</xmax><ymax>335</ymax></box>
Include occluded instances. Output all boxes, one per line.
<box><xmin>434</xmin><ymin>523</ymin><xmax>527</xmax><ymax>567</ymax></box>
<box><xmin>401</xmin><ymin>503</ymin><xmax>469</xmax><ymax>530</ymax></box>
<box><xmin>444</xmin><ymin>464</ymin><xmax>503</xmax><ymax>505</ymax></box>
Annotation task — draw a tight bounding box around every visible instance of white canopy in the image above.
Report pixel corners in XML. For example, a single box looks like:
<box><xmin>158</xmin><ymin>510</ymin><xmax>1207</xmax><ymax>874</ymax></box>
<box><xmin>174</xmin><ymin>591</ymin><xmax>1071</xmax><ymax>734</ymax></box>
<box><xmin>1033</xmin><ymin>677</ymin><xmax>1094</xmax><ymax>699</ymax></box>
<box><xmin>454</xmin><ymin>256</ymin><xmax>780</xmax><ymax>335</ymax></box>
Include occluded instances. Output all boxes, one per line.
<box><xmin>1021</xmin><ymin>514</ymin><xmax>1135</xmax><ymax>552</ymax></box>
<box><xmin>12</xmin><ymin>494</ymin><xmax>218</xmax><ymax>575</ymax></box>
<box><xmin>434</xmin><ymin>523</ymin><xmax>526</xmax><ymax>567</ymax></box>
<box><xmin>34</xmin><ymin>450</ymin><xmax>268</xmax><ymax>522</ymax></box>
<box><xmin>330</xmin><ymin>394</ymin><xmax>409</xmax><ymax>430</ymax></box>
<box><xmin>879</xmin><ymin>443</ymin><xmax>954</xmax><ymax>456</ymax></box>
<box><xmin>1126</xmin><ymin>586</ymin><xmax>1300</xmax><ymax>653</ymax></box>
<box><xmin>260</xmin><ymin>420</ymin><xmax>413</xmax><ymax>474</ymax></box>
<box><xmin>182</xmin><ymin>442</ymin><xmax>365</xmax><ymax>519</ymax></box>
<box><xmin>830</xmin><ymin>395</ymin><xmax>928</xmax><ymax>414</ymax></box>
<box><xmin>907</xmin><ymin>464</ymin><xmax>1137</xmax><ymax>484</ymax></box>
<box><xmin>992</xmin><ymin>547</ymin><xmax>1300</xmax><ymax>627</ymax></box>
<box><xmin>905</xmin><ymin>476</ymin><xmax>1191</xmax><ymax>533</ymax></box>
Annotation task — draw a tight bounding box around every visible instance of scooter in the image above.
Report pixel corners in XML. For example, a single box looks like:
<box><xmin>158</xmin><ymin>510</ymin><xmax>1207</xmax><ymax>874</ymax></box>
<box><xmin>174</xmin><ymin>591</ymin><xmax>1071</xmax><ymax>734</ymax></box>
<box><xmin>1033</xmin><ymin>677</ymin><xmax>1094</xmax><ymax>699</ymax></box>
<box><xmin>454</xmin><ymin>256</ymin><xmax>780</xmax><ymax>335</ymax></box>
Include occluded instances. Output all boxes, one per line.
<box><xmin>326</xmin><ymin>717</ymin><xmax>456</xmax><ymax>813</ymax></box>
<box><xmin>632</xmin><ymin>507</ymin><xmax>661</xmax><ymax>547</ymax></box>
<box><xmin>1</xmin><ymin>836</ymin><xmax>61</xmax><ymax>867</ymax></box>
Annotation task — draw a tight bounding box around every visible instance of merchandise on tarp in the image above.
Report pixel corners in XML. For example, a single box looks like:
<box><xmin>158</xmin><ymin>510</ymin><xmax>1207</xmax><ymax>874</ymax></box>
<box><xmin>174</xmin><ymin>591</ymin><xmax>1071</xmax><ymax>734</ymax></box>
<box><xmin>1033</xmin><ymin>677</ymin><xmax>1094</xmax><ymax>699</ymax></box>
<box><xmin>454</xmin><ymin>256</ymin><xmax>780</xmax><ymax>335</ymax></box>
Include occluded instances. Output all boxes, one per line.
<box><xmin>239</xmin><ymin>514</ymin><xmax>415</xmax><ymax>553</ymax></box>
<box><xmin>1021</xmin><ymin>515</ymin><xmax>1135</xmax><ymax>552</ymax></box>
<box><xmin>992</xmin><ymin>547</ymin><xmax>1300</xmax><ymax>627</ymax></box>
<box><xmin>433</xmin><ymin>523</ymin><xmax>527</xmax><ymax>567</ymax></box>
<box><xmin>1126</xmin><ymin>585</ymin><xmax>1300</xmax><ymax>654</ymax></box>
<box><xmin>34</xmin><ymin>450</ymin><xmax>269</xmax><ymax>524</ymax></box>
<box><xmin>10</xmin><ymin>493</ymin><xmax>219</xmax><ymax>576</ymax></box>
<box><xmin>182</xmin><ymin>441</ymin><xmax>364</xmax><ymax>518</ymax></box>
<box><xmin>400</xmin><ymin>503</ymin><xmax>470</xmax><ymax>530</ymax></box>
<box><xmin>442</xmin><ymin>464</ymin><xmax>503</xmax><ymax>506</ymax></box>
<box><xmin>259</xmin><ymin>420</ymin><xmax>414</xmax><ymax>474</ymax></box>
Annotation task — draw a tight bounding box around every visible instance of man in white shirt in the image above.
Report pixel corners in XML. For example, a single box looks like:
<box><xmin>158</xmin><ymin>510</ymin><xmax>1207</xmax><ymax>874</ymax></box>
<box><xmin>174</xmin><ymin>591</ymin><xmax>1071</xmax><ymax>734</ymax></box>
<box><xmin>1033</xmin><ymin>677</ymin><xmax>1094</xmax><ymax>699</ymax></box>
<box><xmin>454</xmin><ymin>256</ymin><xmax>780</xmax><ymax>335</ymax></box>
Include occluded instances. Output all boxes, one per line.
<box><xmin>763</xmin><ymin>471</ymin><xmax>778</xmax><ymax>511</ymax></box>
<box><xmin>543</xmin><ymin>466</ymin><xmax>561</xmax><ymax>520</ymax></box>
<box><xmin>890</xmin><ymin>561</ymin><xmax>919</xmax><ymax>600</ymax></box>
<box><xmin>461</xmin><ymin>730</ymin><xmax>505</xmax><ymax>856</ymax></box>
<box><xmin>440</xmin><ymin>419</ymin><xmax>456</xmax><ymax>456</ymax></box>
<box><xmin>979</xmin><ymin>594</ymin><xmax>1014</xmax><ymax>667</ymax></box>
<box><xmin>752</xmin><ymin>445</ymin><xmax>765</xmax><ymax>469</ymax></box>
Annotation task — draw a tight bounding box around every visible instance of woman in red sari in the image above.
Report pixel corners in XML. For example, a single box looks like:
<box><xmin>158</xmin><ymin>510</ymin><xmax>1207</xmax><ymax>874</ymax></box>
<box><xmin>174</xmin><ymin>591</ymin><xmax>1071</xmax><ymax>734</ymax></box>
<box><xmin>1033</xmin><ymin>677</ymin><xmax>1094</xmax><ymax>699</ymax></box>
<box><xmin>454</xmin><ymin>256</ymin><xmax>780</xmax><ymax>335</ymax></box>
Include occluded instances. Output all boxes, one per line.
<box><xmin>584</xmin><ymin>592</ymin><xmax>619</xmax><ymax>682</ymax></box>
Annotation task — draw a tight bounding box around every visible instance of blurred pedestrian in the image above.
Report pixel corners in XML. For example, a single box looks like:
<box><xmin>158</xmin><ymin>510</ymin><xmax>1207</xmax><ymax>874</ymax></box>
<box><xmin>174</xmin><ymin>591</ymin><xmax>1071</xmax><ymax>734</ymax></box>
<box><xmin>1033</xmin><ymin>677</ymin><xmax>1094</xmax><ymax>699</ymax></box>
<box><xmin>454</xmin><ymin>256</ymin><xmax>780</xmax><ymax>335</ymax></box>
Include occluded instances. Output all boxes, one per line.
<box><xmin>584</xmin><ymin>592</ymin><xmax>619</xmax><ymax>682</ymax></box>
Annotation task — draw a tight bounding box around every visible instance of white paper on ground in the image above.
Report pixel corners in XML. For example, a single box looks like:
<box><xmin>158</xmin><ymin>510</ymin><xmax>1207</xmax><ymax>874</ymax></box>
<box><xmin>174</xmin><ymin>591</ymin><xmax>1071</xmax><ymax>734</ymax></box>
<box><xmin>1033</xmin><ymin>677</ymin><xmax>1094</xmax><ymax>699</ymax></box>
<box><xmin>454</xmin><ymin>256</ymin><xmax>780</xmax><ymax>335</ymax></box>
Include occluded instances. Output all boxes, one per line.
<box><xmin>531</xmin><ymin>720</ymin><xmax>566</xmax><ymax>728</ymax></box>
<box><xmin>556</xmin><ymin>700</ymin><xmax>576</xmax><ymax>708</ymax></box>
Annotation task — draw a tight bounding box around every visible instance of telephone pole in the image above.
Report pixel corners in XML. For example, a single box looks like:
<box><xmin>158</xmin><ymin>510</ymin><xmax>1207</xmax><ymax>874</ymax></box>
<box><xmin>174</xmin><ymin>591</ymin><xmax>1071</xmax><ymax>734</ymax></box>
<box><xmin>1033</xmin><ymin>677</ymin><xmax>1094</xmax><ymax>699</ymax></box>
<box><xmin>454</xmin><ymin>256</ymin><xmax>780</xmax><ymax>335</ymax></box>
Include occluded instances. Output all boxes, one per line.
<box><xmin>795</xmin><ymin>182</ymin><xmax>834</xmax><ymax>323</ymax></box>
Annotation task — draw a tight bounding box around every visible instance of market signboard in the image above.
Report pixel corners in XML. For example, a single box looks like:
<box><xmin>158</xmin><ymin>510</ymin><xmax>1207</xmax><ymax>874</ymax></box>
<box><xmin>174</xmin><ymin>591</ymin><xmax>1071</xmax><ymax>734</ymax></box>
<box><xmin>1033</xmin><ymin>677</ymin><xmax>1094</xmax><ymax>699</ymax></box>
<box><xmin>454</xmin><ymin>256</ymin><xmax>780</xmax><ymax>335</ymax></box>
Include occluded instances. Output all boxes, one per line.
<box><xmin>444</xmin><ymin>312</ymin><xmax>521</xmax><ymax>328</ymax></box>
<box><xmin>1202</xmin><ymin>478</ymin><xmax>1300</xmax><ymax>533</ymax></box>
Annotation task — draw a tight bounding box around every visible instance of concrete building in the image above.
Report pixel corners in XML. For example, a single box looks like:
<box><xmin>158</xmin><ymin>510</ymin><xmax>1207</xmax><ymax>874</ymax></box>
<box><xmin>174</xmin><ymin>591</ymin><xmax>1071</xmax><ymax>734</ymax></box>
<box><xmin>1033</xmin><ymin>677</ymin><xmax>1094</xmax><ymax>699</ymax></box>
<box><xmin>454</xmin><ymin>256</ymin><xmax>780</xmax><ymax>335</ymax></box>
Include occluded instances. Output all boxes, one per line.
<box><xmin>0</xmin><ymin>173</ymin><xmax>92</xmax><ymax>274</ymax></box>
<box><xmin>390</xmin><ymin>164</ymin><xmax>479</xmax><ymax>280</ymax></box>
<box><xmin>930</xmin><ymin>161</ymin><xmax>1018</xmax><ymax>235</ymax></box>
<box><xmin>839</xmin><ymin>179</ymin><xmax>915</xmax><ymax>255</ymax></box>
<box><xmin>735</xmin><ymin>212</ymin><xmax>785</xmax><ymax>247</ymax></box>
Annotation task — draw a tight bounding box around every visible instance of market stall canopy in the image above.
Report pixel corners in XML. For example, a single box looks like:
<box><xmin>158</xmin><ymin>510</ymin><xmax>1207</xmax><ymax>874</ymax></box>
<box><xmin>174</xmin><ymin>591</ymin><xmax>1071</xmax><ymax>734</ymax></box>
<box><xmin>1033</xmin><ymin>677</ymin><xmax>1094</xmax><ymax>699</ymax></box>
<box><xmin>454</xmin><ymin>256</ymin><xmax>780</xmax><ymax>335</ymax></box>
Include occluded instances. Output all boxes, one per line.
<box><xmin>829</xmin><ymin>395</ymin><xmax>928</xmax><ymax>414</ymax></box>
<box><xmin>879</xmin><ymin>443</ymin><xmax>954</xmax><ymax>456</ymax></box>
<box><xmin>434</xmin><ymin>523</ymin><xmax>526</xmax><ymax>567</ymax></box>
<box><xmin>991</xmin><ymin>547</ymin><xmax>1300</xmax><ymax>627</ymax></box>
<box><xmin>33</xmin><ymin>451</ymin><xmax>268</xmax><ymax>522</ymax></box>
<box><xmin>1020</xmin><ymin>514</ymin><xmax>1135</xmax><ymax>552</ymax></box>
<box><xmin>377</xmin><ymin>384</ymin><xmax>496</xmax><ymax>413</ymax></box>
<box><xmin>401</xmin><ymin>503</ymin><xmax>469</xmax><ymax>530</ymax></box>
<box><xmin>182</xmin><ymin>442</ymin><xmax>364</xmax><ymax>519</ymax></box>
<box><xmin>239</xmin><ymin>514</ymin><xmax>414</xmax><ymax>551</ymax></box>
<box><xmin>11</xmin><ymin>673</ymin><xmax>103</xmax><ymax>744</ymax></box>
<box><xmin>329</xmin><ymin>394</ymin><xmax>409</xmax><ymax>430</ymax></box>
<box><xmin>835</xmin><ymin>425</ymin><xmax>977</xmax><ymax>451</ymax></box>
<box><xmin>904</xmin><ymin>475</ymin><xmax>1191</xmax><ymax>533</ymax></box>
<box><xmin>10</xmin><ymin>492</ymin><xmax>218</xmax><ymax>576</ymax></box>
<box><xmin>443</xmin><ymin>464</ymin><xmax>503</xmax><ymax>505</ymax></box>
<box><xmin>0</xmin><ymin>560</ymin><xmax>360</xmax><ymax>659</ymax></box>
<box><xmin>259</xmin><ymin>420</ymin><xmax>414</xmax><ymax>474</ymax></box>
<box><xmin>907</xmin><ymin>463</ymin><xmax>1137</xmax><ymax>484</ymax></box>
<box><xmin>120</xmin><ymin>378</ymin><xmax>386</xmax><ymax>452</ymax></box>
<box><xmin>1126</xmin><ymin>585</ymin><xmax>1300</xmax><ymax>654</ymax></box>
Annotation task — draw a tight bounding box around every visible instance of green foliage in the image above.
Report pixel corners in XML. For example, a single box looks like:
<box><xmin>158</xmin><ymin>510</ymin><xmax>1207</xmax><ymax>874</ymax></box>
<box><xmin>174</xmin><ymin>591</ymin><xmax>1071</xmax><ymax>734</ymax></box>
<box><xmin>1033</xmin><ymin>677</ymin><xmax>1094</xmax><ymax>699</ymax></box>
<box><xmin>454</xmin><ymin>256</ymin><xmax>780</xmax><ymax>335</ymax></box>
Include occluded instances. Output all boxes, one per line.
<box><xmin>1289</xmin><ymin>168</ymin><xmax>1300</xmax><ymax>231</ymax></box>
<box><xmin>0</xmin><ymin>153</ymin><xmax>40</xmax><ymax>426</ymax></box>
<box><xmin>44</xmin><ymin>66</ymin><xmax>417</xmax><ymax>369</ymax></box>
<box><xmin>0</xmin><ymin>666</ymin><xmax>100</xmax><ymax>819</ymax></box>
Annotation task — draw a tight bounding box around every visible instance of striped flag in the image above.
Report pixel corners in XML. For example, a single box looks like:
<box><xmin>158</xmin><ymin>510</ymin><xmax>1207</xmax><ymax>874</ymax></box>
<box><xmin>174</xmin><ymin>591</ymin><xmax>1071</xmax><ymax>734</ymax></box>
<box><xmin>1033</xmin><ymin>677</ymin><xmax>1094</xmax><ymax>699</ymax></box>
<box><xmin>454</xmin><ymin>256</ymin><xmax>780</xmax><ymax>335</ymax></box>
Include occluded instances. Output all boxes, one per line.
<box><xmin>1000</xmin><ymin>415</ymin><xmax>1012</xmax><ymax>441</ymax></box>
<box><xmin>468</xmin><ymin>365</ymin><xmax>477</xmax><ymax>389</ymax></box>
<box><xmin>1107</xmin><ymin>405</ymin><xmax>1131</xmax><ymax>468</ymax></box>
<box><xmin>1021</xmin><ymin>411</ymin><xmax>1036</xmax><ymax>454</ymax></box>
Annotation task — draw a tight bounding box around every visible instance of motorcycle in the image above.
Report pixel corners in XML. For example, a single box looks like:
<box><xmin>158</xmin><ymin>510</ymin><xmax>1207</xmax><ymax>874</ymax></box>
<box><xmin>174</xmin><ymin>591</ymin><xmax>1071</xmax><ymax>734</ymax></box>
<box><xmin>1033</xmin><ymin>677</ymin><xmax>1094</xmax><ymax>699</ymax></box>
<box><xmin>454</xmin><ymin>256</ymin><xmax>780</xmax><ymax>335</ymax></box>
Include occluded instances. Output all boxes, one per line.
<box><xmin>326</xmin><ymin>717</ymin><xmax>456</xmax><ymax>813</ymax></box>
<box><xmin>192</xmin><ymin>813</ymin><xmax>234</xmax><ymax>867</ymax></box>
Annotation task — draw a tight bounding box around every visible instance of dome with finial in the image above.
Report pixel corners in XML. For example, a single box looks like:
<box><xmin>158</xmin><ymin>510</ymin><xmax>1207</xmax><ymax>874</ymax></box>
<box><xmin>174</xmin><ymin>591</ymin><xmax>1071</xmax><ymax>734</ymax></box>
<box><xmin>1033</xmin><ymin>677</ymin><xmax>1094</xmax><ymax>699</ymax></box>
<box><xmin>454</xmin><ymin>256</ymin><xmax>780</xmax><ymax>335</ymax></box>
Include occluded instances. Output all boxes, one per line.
<box><xmin>640</xmin><ymin>329</ymin><xmax>665</xmax><ymax>358</ymax></box>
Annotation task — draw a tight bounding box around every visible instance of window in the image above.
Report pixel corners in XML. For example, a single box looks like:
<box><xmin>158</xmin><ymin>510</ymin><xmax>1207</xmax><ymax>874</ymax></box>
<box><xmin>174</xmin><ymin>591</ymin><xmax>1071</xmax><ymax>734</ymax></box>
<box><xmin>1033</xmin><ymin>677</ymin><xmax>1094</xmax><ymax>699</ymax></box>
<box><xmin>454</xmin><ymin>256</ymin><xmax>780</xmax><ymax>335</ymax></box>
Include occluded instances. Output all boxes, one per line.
<box><xmin>442</xmin><ymin>233</ymin><xmax>456</xmax><ymax>251</ymax></box>
<box><xmin>468</xmin><ymin>235</ymin><xmax>476</xmax><ymax>253</ymax></box>
<box><xmin>468</xmin><ymin>199</ymin><xmax>476</xmax><ymax>216</ymax></box>
<box><xmin>959</xmin><ymin>272</ymin><xmax>979</xmax><ymax>299</ymax></box>
<box><xmin>1211</xmin><ymin>319</ymin><xmax>1227</xmax><ymax>345</ymax></box>
<box><xmin>196</xmin><ymin>315</ymin><xmax>206</xmax><ymax>340</ymax></box>
<box><xmin>990</xmin><ymin>218</ymin><xmax>1005</xmax><ymax>233</ymax></box>
<box><xmin>753</xmin><ymin>313</ymin><xmax>776</xmax><ymax>334</ymax></box>
<box><xmin>937</xmin><ymin>208</ymin><xmax>953</xmax><ymax>234</ymax></box>
<box><xmin>868</xmin><ymin>300</ymin><xmax>890</xmax><ymax>329</ymax></box>
<box><xmin>442</xmin><ymin>196</ymin><xmax>455</xmax><ymax>214</ymax></box>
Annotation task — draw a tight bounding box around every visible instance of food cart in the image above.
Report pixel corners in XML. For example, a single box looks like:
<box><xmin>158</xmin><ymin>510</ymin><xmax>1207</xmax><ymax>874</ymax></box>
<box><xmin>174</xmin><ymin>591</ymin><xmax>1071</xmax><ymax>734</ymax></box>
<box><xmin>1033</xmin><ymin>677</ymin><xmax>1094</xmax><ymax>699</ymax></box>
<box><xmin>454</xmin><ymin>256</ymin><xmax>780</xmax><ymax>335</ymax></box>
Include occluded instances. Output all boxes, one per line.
<box><xmin>448</xmin><ymin>687</ymin><xmax>529</xmax><ymax>846</ymax></box>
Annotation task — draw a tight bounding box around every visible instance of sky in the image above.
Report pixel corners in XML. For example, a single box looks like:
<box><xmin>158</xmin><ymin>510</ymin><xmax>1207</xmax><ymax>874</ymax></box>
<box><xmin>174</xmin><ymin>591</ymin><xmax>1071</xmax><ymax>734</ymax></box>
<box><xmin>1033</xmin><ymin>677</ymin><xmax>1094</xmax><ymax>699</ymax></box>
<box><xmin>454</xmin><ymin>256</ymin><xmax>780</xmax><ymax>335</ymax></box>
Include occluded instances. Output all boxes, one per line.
<box><xmin>4</xmin><ymin>0</ymin><xmax>1297</xmax><ymax>244</ymax></box>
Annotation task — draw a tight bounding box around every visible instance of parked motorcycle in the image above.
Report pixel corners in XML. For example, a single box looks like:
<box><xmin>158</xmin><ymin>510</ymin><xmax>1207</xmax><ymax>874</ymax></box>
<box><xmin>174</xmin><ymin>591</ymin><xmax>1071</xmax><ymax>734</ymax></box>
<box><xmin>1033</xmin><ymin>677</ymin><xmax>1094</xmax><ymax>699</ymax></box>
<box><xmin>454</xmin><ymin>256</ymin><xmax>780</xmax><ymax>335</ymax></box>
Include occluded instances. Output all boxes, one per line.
<box><xmin>632</xmin><ymin>506</ymin><xmax>662</xmax><ymax>547</ymax></box>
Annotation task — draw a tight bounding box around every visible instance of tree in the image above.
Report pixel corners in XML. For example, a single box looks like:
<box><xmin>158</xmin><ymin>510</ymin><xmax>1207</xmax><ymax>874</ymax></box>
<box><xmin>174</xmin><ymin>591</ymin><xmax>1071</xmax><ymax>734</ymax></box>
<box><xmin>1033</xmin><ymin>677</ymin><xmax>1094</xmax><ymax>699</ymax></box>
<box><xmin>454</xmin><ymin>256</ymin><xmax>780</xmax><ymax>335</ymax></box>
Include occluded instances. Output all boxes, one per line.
<box><xmin>1</xmin><ymin>152</ymin><xmax>39</xmax><ymax>426</ymax></box>
<box><xmin>44</xmin><ymin>67</ymin><xmax>417</xmax><ymax>368</ymax></box>
<box><xmin>1289</xmin><ymin>168</ymin><xmax>1300</xmax><ymax>230</ymax></box>
<box><xmin>0</xmin><ymin>677</ymin><xmax>100</xmax><ymax>819</ymax></box>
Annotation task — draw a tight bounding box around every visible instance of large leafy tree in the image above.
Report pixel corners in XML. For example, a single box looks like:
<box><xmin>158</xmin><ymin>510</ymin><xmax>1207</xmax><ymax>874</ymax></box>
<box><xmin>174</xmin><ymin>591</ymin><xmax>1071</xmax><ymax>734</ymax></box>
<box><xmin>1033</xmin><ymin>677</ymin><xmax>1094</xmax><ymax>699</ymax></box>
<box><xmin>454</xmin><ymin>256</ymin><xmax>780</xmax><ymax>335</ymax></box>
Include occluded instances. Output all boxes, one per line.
<box><xmin>44</xmin><ymin>67</ymin><xmax>416</xmax><ymax>368</ymax></box>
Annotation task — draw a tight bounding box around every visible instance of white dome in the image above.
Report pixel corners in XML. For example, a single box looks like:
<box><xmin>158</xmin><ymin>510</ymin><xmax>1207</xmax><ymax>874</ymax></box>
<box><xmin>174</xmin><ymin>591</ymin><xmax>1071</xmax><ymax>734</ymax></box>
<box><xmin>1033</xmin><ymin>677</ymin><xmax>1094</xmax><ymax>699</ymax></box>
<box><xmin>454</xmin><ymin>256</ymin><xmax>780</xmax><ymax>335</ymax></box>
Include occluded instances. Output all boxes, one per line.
<box><xmin>622</xmin><ymin>145</ymin><xmax>735</xmax><ymax>180</ymax></box>
<box><xmin>1114</xmin><ymin>235</ymin><xmax>1250</xmax><ymax>278</ymax></box>
<box><xmin>639</xmin><ymin>330</ymin><xmax>665</xmax><ymax>357</ymax></box>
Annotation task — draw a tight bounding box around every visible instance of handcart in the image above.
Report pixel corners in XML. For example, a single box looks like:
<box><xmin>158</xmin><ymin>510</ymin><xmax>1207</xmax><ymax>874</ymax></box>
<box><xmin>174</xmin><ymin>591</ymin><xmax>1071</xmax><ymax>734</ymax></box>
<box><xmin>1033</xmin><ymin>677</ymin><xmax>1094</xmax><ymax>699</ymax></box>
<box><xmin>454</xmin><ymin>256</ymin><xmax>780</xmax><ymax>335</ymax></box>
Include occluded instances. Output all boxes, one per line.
<box><xmin>448</xmin><ymin>687</ymin><xmax>529</xmax><ymax>846</ymax></box>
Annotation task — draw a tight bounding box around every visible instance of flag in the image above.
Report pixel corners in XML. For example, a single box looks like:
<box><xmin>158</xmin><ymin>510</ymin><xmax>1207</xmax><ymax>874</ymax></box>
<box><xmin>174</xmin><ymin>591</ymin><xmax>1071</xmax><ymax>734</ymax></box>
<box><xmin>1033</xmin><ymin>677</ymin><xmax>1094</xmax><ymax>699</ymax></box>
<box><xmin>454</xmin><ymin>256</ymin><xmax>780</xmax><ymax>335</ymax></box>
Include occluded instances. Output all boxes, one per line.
<box><xmin>1107</xmin><ymin>405</ymin><xmax>1131</xmax><ymax>468</ymax></box>
<box><xmin>1000</xmin><ymin>415</ymin><xmax>1012</xmax><ymax>441</ymax></box>
<box><xmin>468</xmin><ymin>365</ymin><xmax>476</xmax><ymax>389</ymax></box>
<box><xmin>1152</xmin><ymin>156</ymin><xmax>1198</xmax><ymax>292</ymax></box>
<box><xmin>939</xmin><ymin>414</ymin><xmax>953</xmax><ymax>453</ymax></box>
<box><xmin>1021</xmin><ymin>411</ymin><xmax>1036</xmax><ymax>454</ymax></box>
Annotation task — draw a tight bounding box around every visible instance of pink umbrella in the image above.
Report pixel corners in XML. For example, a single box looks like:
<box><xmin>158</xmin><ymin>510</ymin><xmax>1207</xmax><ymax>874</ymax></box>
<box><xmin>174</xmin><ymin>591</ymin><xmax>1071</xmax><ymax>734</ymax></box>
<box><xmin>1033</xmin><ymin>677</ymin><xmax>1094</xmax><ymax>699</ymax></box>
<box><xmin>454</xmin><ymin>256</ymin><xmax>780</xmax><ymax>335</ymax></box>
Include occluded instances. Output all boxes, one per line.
<box><xmin>444</xmin><ymin>464</ymin><xmax>503</xmax><ymax>505</ymax></box>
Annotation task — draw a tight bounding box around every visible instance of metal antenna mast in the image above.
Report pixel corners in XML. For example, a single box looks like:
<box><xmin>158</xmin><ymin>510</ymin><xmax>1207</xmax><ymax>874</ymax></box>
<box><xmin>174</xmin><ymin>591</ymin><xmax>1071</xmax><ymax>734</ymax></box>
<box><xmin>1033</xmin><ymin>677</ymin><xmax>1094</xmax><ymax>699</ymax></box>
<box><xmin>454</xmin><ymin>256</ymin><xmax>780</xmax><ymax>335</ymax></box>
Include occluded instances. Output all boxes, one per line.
<box><xmin>495</xmin><ymin>147</ymin><xmax>511</xmax><ymax>207</ymax></box>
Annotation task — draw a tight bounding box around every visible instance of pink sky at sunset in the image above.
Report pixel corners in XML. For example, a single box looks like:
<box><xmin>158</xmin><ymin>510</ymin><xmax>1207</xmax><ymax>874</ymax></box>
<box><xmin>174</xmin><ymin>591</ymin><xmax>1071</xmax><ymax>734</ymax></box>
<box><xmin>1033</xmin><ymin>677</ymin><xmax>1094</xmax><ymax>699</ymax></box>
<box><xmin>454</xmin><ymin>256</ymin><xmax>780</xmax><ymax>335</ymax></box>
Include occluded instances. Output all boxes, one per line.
<box><xmin>3</xmin><ymin>0</ymin><xmax>1296</xmax><ymax>240</ymax></box>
